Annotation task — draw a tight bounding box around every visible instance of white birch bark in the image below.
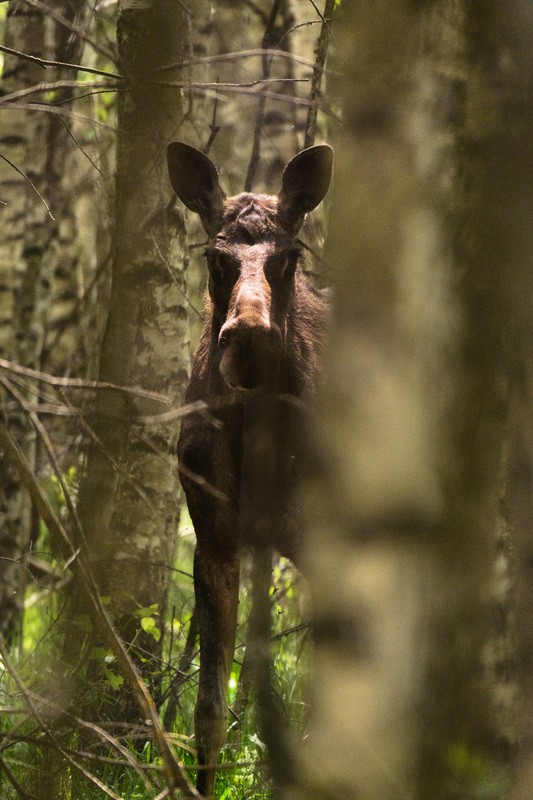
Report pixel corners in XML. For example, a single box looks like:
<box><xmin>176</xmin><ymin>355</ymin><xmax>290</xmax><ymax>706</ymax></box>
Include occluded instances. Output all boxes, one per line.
<box><xmin>72</xmin><ymin>0</ymin><xmax>189</xmax><ymax>707</ymax></box>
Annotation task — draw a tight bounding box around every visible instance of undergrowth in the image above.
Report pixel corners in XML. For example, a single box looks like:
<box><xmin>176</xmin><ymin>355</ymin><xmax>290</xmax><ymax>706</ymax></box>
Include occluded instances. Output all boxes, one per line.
<box><xmin>0</xmin><ymin>505</ymin><xmax>311</xmax><ymax>800</ymax></box>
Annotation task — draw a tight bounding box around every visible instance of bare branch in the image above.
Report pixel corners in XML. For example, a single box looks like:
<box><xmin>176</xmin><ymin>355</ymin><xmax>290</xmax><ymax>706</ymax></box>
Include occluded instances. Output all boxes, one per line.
<box><xmin>304</xmin><ymin>0</ymin><xmax>337</xmax><ymax>148</ymax></box>
<box><xmin>0</xmin><ymin>77</ymin><xmax>304</xmax><ymax>107</ymax></box>
<box><xmin>306</xmin><ymin>0</ymin><xmax>336</xmax><ymax>45</ymax></box>
<box><xmin>19</xmin><ymin>0</ymin><xmax>116</xmax><ymax>61</ymax></box>
<box><xmin>0</xmin><ymin>154</ymin><xmax>54</xmax><ymax>219</ymax></box>
<box><xmin>0</xmin><ymin>357</ymin><xmax>170</xmax><ymax>405</ymax></box>
<box><xmin>203</xmin><ymin>81</ymin><xmax>220</xmax><ymax>155</ymax></box>
<box><xmin>0</xmin><ymin>44</ymin><xmax>123</xmax><ymax>79</ymax></box>
<box><xmin>56</xmin><ymin>115</ymin><xmax>108</xmax><ymax>184</ymax></box>
<box><xmin>275</xmin><ymin>18</ymin><xmax>322</xmax><ymax>49</ymax></box>
<box><xmin>157</xmin><ymin>48</ymin><xmax>324</xmax><ymax>74</ymax></box>
<box><xmin>0</xmin><ymin>101</ymin><xmax>116</xmax><ymax>130</ymax></box>
<box><xmin>56</xmin><ymin>387</ymin><xmax>153</xmax><ymax>510</ymax></box>
<box><xmin>0</xmin><ymin>79</ymin><xmax>119</xmax><ymax>105</ymax></box>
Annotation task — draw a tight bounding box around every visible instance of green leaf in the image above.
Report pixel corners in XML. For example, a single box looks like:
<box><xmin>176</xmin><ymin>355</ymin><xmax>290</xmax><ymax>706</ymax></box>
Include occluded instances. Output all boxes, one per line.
<box><xmin>90</xmin><ymin>646</ymin><xmax>109</xmax><ymax>662</ymax></box>
<box><xmin>140</xmin><ymin>616</ymin><xmax>161</xmax><ymax>641</ymax></box>
<box><xmin>104</xmin><ymin>668</ymin><xmax>124</xmax><ymax>691</ymax></box>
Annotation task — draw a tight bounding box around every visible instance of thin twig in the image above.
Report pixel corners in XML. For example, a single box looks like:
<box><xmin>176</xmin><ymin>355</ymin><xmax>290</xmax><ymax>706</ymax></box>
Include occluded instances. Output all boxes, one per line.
<box><xmin>0</xmin><ymin>154</ymin><xmax>54</xmax><ymax>220</ymax></box>
<box><xmin>0</xmin><ymin>77</ymin><xmax>304</xmax><ymax>106</ymax></box>
<box><xmin>13</xmin><ymin>685</ymin><xmax>160</xmax><ymax>794</ymax></box>
<box><xmin>203</xmin><ymin>81</ymin><xmax>220</xmax><ymax>156</ymax></box>
<box><xmin>155</xmin><ymin>77</ymin><xmax>307</xmax><ymax>91</ymax></box>
<box><xmin>161</xmin><ymin>84</ymin><xmax>336</xmax><ymax>118</ymax></box>
<box><xmin>178</xmin><ymin>462</ymin><xmax>229</xmax><ymax>504</ymax></box>
<box><xmin>57</xmin><ymin>116</ymin><xmax>108</xmax><ymax>184</ymax></box>
<box><xmin>0</xmin><ymin>79</ymin><xmax>119</xmax><ymax>105</ymax></box>
<box><xmin>0</xmin><ymin>555</ymin><xmax>53</xmax><ymax>592</ymax></box>
<box><xmin>306</xmin><ymin>0</ymin><xmax>336</xmax><ymax>46</ymax></box>
<box><xmin>0</xmin><ymin>357</ymin><xmax>170</xmax><ymax>405</ymax></box>
<box><xmin>150</xmin><ymin>234</ymin><xmax>202</xmax><ymax>320</ymax></box>
<box><xmin>57</xmin><ymin>387</ymin><xmax>153</xmax><ymax>510</ymax></box>
<box><xmin>304</xmin><ymin>0</ymin><xmax>337</xmax><ymax>148</ymax></box>
<box><xmin>0</xmin><ymin>44</ymin><xmax>123</xmax><ymax>79</ymax></box>
<box><xmin>20</xmin><ymin>0</ymin><xmax>116</xmax><ymax>61</ymax></box>
<box><xmin>0</xmin><ymin>100</ymin><xmax>116</xmax><ymax>130</ymax></box>
<box><xmin>3</xmin><ymin>88</ymin><xmax>339</xmax><ymax>124</ymax></box>
<box><xmin>275</xmin><ymin>18</ymin><xmax>322</xmax><ymax>49</ymax></box>
<box><xmin>157</xmin><ymin>48</ymin><xmax>324</xmax><ymax>74</ymax></box>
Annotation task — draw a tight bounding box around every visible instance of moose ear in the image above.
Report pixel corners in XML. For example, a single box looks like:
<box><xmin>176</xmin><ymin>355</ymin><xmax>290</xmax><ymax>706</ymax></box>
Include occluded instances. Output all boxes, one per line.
<box><xmin>277</xmin><ymin>144</ymin><xmax>333</xmax><ymax>234</ymax></box>
<box><xmin>167</xmin><ymin>142</ymin><xmax>226</xmax><ymax>235</ymax></box>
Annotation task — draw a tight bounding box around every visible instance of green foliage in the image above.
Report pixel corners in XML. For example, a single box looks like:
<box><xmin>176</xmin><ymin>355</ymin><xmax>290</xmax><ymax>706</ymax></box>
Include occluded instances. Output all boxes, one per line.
<box><xmin>445</xmin><ymin>742</ymin><xmax>508</xmax><ymax>799</ymax></box>
<box><xmin>135</xmin><ymin>603</ymin><xmax>161</xmax><ymax>642</ymax></box>
<box><xmin>1</xmin><ymin>498</ymin><xmax>309</xmax><ymax>799</ymax></box>
<box><xmin>41</xmin><ymin>465</ymin><xmax>78</xmax><ymax>521</ymax></box>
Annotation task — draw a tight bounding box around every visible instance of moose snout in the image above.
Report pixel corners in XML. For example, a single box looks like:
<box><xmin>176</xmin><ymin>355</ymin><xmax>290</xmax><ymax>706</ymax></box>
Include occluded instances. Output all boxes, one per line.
<box><xmin>218</xmin><ymin>317</ymin><xmax>283</xmax><ymax>391</ymax></box>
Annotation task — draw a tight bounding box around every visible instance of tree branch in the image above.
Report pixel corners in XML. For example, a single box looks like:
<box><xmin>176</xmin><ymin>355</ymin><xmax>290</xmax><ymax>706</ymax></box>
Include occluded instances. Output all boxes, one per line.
<box><xmin>0</xmin><ymin>154</ymin><xmax>54</xmax><ymax>219</ymax></box>
<box><xmin>19</xmin><ymin>0</ymin><xmax>116</xmax><ymax>61</ymax></box>
<box><xmin>0</xmin><ymin>44</ymin><xmax>123</xmax><ymax>79</ymax></box>
<box><xmin>304</xmin><ymin>0</ymin><xmax>337</xmax><ymax>148</ymax></box>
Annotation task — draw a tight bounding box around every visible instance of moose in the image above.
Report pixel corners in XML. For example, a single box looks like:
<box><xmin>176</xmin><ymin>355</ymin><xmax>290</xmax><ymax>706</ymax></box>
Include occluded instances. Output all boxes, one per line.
<box><xmin>166</xmin><ymin>141</ymin><xmax>333</xmax><ymax>796</ymax></box>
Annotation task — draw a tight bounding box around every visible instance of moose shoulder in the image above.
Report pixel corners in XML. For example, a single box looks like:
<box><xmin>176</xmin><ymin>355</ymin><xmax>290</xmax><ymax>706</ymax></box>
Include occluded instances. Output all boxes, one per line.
<box><xmin>167</xmin><ymin>141</ymin><xmax>333</xmax><ymax>796</ymax></box>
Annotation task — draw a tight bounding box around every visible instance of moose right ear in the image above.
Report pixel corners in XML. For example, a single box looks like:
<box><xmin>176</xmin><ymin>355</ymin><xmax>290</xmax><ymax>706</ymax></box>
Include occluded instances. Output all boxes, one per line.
<box><xmin>167</xmin><ymin>142</ymin><xmax>226</xmax><ymax>236</ymax></box>
<box><xmin>277</xmin><ymin>144</ymin><xmax>333</xmax><ymax>235</ymax></box>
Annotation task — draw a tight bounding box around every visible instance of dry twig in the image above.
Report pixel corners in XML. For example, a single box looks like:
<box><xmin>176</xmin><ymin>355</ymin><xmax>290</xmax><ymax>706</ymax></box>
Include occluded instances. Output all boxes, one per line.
<box><xmin>304</xmin><ymin>0</ymin><xmax>337</xmax><ymax>147</ymax></box>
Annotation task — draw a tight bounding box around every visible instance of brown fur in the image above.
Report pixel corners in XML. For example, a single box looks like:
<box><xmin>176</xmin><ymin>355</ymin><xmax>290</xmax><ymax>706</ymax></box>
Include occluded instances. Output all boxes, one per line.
<box><xmin>167</xmin><ymin>142</ymin><xmax>333</xmax><ymax>796</ymax></box>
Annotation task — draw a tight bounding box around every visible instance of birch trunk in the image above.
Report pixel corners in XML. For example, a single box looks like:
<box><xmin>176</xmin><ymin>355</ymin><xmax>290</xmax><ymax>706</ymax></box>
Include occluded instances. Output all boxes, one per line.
<box><xmin>0</xmin><ymin>1</ymin><xmax>47</xmax><ymax>645</ymax></box>
<box><xmin>72</xmin><ymin>0</ymin><xmax>189</xmax><ymax>711</ymax></box>
<box><xmin>0</xmin><ymin>1</ymin><xmax>89</xmax><ymax>642</ymax></box>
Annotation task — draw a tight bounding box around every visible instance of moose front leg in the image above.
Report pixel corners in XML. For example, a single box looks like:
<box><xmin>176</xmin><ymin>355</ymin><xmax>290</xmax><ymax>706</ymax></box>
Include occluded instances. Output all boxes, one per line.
<box><xmin>194</xmin><ymin>541</ymin><xmax>240</xmax><ymax>797</ymax></box>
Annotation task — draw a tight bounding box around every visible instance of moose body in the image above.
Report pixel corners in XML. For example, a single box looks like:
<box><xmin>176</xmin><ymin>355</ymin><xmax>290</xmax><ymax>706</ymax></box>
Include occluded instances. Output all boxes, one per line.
<box><xmin>167</xmin><ymin>142</ymin><xmax>333</xmax><ymax>796</ymax></box>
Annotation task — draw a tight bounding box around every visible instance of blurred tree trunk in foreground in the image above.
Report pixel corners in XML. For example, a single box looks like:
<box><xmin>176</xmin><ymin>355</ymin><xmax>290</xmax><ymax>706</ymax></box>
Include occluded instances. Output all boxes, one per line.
<box><xmin>71</xmin><ymin>0</ymin><xmax>189</xmax><ymax>715</ymax></box>
<box><xmin>296</xmin><ymin>1</ymin><xmax>531</xmax><ymax>799</ymax></box>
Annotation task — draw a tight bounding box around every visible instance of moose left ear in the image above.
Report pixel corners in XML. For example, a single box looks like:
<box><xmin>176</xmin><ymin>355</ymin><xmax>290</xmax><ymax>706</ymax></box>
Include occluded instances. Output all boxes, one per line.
<box><xmin>167</xmin><ymin>142</ymin><xmax>226</xmax><ymax>236</ymax></box>
<box><xmin>277</xmin><ymin>144</ymin><xmax>333</xmax><ymax>234</ymax></box>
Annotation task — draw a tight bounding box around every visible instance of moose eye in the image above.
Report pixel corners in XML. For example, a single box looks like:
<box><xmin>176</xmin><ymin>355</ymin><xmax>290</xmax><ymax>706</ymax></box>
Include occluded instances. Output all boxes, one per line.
<box><xmin>204</xmin><ymin>247</ymin><xmax>239</xmax><ymax>280</ymax></box>
<box><xmin>264</xmin><ymin>248</ymin><xmax>300</xmax><ymax>284</ymax></box>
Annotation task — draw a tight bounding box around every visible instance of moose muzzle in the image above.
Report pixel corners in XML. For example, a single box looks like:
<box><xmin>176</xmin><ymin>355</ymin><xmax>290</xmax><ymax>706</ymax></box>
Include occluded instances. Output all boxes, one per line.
<box><xmin>218</xmin><ymin>316</ymin><xmax>283</xmax><ymax>391</ymax></box>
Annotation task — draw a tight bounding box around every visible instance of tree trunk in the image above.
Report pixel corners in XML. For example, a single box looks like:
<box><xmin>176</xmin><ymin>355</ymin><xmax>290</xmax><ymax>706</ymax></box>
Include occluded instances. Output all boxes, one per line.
<box><xmin>0</xmin><ymin>0</ymin><xmax>47</xmax><ymax>645</ymax></box>
<box><xmin>72</xmin><ymin>0</ymin><xmax>189</xmax><ymax>713</ymax></box>
<box><xmin>295</xmin><ymin>1</ymin><xmax>531</xmax><ymax>798</ymax></box>
<box><xmin>0</xmin><ymin>0</ymin><xmax>90</xmax><ymax>644</ymax></box>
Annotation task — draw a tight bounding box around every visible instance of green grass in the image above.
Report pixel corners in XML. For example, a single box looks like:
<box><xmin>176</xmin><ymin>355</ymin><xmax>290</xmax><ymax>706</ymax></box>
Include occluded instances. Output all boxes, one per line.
<box><xmin>0</xmin><ymin>506</ymin><xmax>311</xmax><ymax>800</ymax></box>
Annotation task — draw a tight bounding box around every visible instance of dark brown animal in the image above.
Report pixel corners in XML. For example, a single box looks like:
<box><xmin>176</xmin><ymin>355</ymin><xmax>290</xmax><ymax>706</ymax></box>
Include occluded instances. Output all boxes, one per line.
<box><xmin>167</xmin><ymin>142</ymin><xmax>333</xmax><ymax>796</ymax></box>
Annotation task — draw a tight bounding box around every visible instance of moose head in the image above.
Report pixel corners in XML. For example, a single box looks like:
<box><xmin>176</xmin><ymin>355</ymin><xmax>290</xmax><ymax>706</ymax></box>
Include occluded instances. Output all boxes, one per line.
<box><xmin>167</xmin><ymin>142</ymin><xmax>333</xmax><ymax>392</ymax></box>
